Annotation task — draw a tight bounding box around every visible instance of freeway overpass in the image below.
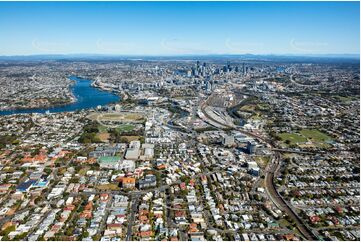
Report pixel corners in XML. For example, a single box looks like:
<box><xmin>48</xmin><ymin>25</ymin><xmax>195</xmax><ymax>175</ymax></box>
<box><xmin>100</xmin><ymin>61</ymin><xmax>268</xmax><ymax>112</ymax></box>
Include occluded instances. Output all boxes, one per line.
<box><xmin>200</xmin><ymin>97</ymin><xmax>319</xmax><ymax>240</ymax></box>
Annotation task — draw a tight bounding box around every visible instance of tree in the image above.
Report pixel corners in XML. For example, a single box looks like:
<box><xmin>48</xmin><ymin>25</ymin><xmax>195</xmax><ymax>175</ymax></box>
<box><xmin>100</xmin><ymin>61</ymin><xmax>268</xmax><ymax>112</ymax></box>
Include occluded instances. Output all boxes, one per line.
<box><xmin>120</xmin><ymin>137</ymin><xmax>128</xmax><ymax>143</ymax></box>
<box><xmin>92</xmin><ymin>234</ymin><xmax>101</xmax><ymax>241</ymax></box>
<box><xmin>14</xmin><ymin>232</ymin><xmax>28</xmax><ymax>240</ymax></box>
<box><xmin>65</xmin><ymin>227</ymin><xmax>74</xmax><ymax>236</ymax></box>
<box><xmin>0</xmin><ymin>225</ymin><xmax>15</xmax><ymax>236</ymax></box>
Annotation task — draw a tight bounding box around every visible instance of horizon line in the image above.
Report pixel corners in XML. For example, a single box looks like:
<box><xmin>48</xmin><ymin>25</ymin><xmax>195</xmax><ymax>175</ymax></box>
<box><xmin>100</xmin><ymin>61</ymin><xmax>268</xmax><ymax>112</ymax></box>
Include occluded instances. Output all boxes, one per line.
<box><xmin>0</xmin><ymin>53</ymin><xmax>359</xmax><ymax>58</ymax></box>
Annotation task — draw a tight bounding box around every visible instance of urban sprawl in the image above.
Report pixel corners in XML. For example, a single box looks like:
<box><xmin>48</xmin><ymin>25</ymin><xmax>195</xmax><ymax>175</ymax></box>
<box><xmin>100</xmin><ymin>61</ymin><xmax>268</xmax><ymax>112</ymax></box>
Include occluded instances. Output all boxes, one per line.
<box><xmin>0</xmin><ymin>57</ymin><xmax>359</xmax><ymax>241</ymax></box>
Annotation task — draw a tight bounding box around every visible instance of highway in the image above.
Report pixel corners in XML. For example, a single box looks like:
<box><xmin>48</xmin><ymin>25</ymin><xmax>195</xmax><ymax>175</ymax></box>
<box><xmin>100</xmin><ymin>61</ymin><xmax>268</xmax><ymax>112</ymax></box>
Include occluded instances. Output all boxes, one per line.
<box><xmin>200</xmin><ymin>98</ymin><xmax>318</xmax><ymax>240</ymax></box>
<box><xmin>289</xmin><ymin>74</ymin><xmax>320</xmax><ymax>88</ymax></box>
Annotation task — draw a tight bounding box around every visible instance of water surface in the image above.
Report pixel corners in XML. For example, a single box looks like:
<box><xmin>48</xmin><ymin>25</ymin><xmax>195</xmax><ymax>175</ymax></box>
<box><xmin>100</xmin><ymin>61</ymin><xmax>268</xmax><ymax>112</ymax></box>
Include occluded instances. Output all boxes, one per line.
<box><xmin>0</xmin><ymin>76</ymin><xmax>120</xmax><ymax>115</ymax></box>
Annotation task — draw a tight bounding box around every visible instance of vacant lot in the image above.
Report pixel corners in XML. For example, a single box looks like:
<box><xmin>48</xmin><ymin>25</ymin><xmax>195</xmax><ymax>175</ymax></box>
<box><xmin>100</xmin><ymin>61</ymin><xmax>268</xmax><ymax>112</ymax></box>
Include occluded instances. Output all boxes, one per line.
<box><xmin>254</xmin><ymin>156</ymin><xmax>271</xmax><ymax>168</ymax></box>
<box><xmin>96</xmin><ymin>184</ymin><xmax>120</xmax><ymax>191</ymax></box>
<box><xmin>97</xmin><ymin>132</ymin><xmax>110</xmax><ymax>142</ymax></box>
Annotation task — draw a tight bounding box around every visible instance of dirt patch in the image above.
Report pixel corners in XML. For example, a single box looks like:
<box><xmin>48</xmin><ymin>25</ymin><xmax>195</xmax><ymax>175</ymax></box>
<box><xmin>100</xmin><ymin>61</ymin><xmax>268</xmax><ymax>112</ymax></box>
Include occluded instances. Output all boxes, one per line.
<box><xmin>96</xmin><ymin>184</ymin><xmax>120</xmax><ymax>191</ymax></box>
<box><xmin>97</xmin><ymin>132</ymin><xmax>110</xmax><ymax>142</ymax></box>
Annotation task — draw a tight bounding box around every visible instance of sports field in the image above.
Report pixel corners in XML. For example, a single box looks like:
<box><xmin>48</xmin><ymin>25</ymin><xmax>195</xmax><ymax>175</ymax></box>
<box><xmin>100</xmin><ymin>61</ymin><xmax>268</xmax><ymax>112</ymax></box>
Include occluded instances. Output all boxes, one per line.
<box><xmin>278</xmin><ymin>133</ymin><xmax>307</xmax><ymax>145</ymax></box>
<box><xmin>278</xmin><ymin>129</ymin><xmax>332</xmax><ymax>147</ymax></box>
<box><xmin>116</xmin><ymin>124</ymin><xmax>135</xmax><ymax>132</ymax></box>
<box><xmin>87</xmin><ymin>112</ymin><xmax>145</xmax><ymax>123</ymax></box>
<box><xmin>299</xmin><ymin>129</ymin><xmax>332</xmax><ymax>142</ymax></box>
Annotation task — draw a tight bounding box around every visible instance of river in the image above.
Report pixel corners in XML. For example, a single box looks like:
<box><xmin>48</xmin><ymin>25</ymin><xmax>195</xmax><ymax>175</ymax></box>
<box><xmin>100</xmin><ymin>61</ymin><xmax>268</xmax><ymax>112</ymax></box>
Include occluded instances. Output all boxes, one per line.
<box><xmin>0</xmin><ymin>76</ymin><xmax>120</xmax><ymax>115</ymax></box>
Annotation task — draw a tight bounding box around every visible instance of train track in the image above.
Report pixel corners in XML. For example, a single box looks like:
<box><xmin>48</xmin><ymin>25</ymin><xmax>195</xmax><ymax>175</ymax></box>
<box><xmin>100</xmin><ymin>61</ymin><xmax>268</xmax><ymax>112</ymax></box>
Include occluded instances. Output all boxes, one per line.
<box><xmin>200</xmin><ymin>99</ymin><xmax>318</xmax><ymax>240</ymax></box>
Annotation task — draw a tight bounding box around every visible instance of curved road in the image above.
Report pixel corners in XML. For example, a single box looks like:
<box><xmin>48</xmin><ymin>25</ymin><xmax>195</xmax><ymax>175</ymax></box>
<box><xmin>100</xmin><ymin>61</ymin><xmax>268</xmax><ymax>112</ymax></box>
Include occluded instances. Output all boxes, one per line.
<box><xmin>200</xmin><ymin>98</ymin><xmax>318</xmax><ymax>240</ymax></box>
<box><xmin>265</xmin><ymin>154</ymin><xmax>317</xmax><ymax>240</ymax></box>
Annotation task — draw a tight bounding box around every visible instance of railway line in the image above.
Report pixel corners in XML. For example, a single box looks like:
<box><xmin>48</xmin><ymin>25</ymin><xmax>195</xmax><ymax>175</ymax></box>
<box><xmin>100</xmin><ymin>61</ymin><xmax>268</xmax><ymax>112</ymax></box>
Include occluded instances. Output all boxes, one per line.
<box><xmin>200</xmin><ymin>97</ymin><xmax>318</xmax><ymax>240</ymax></box>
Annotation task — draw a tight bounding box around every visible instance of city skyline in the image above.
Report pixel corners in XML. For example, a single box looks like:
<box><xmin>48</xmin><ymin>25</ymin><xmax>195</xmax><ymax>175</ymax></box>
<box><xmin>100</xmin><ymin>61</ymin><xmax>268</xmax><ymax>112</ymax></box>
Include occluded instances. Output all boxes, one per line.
<box><xmin>0</xmin><ymin>1</ymin><xmax>359</xmax><ymax>56</ymax></box>
<box><xmin>0</xmin><ymin>1</ymin><xmax>359</xmax><ymax>241</ymax></box>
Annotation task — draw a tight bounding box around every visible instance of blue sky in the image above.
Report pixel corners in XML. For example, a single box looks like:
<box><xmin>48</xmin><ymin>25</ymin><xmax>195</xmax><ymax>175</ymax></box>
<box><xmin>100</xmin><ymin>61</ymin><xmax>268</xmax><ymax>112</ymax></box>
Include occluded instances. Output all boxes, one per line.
<box><xmin>0</xmin><ymin>1</ymin><xmax>359</xmax><ymax>55</ymax></box>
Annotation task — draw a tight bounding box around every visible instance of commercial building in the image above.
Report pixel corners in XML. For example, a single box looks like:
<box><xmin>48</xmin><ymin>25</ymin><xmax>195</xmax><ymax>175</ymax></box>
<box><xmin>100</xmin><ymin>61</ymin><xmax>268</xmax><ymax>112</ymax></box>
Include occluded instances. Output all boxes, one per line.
<box><xmin>223</xmin><ymin>135</ymin><xmax>235</xmax><ymax>147</ymax></box>
<box><xmin>247</xmin><ymin>141</ymin><xmax>257</xmax><ymax>154</ymax></box>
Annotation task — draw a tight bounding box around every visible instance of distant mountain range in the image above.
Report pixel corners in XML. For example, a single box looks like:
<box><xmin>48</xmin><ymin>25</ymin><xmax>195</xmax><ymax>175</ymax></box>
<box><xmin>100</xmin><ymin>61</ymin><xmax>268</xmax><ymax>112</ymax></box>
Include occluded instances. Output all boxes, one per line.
<box><xmin>0</xmin><ymin>53</ymin><xmax>359</xmax><ymax>63</ymax></box>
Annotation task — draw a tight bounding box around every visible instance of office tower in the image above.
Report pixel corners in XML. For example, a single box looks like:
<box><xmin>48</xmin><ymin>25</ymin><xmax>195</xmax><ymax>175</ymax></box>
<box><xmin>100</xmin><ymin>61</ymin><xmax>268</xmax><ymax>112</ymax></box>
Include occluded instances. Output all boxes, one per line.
<box><xmin>247</xmin><ymin>141</ymin><xmax>256</xmax><ymax>154</ymax></box>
